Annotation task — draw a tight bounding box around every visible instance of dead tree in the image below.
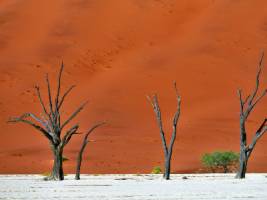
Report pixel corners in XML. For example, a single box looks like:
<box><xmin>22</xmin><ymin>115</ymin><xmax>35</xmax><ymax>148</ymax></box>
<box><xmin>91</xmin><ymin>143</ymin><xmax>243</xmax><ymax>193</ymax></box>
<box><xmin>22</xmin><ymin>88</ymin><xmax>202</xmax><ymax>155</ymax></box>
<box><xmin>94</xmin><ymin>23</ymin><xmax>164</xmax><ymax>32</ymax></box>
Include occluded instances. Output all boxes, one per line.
<box><xmin>236</xmin><ymin>52</ymin><xmax>267</xmax><ymax>179</ymax></box>
<box><xmin>8</xmin><ymin>63</ymin><xmax>86</xmax><ymax>181</ymax></box>
<box><xmin>147</xmin><ymin>82</ymin><xmax>181</xmax><ymax>180</ymax></box>
<box><xmin>75</xmin><ymin>122</ymin><xmax>105</xmax><ymax>180</ymax></box>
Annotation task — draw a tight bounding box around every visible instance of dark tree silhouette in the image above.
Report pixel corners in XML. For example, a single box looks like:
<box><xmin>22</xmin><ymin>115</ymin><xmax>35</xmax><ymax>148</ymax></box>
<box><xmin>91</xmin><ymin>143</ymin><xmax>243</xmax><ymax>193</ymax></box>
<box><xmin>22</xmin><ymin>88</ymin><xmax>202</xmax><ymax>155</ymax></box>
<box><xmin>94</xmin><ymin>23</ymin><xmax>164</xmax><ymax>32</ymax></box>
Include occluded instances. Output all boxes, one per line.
<box><xmin>236</xmin><ymin>52</ymin><xmax>267</xmax><ymax>179</ymax></box>
<box><xmin>75</xmin><ymin>122</ymin><xmax>105</xmax><ymax>180</ymax></box>
<box><xmin>147</xmin><ymin>82</ymin><xmax>181</xmax><ymax>180</ymax></box>
<box><xmin>9</xmin><ymin>63</ymin><xmax>86</xmax><ymax>181</ymax></box>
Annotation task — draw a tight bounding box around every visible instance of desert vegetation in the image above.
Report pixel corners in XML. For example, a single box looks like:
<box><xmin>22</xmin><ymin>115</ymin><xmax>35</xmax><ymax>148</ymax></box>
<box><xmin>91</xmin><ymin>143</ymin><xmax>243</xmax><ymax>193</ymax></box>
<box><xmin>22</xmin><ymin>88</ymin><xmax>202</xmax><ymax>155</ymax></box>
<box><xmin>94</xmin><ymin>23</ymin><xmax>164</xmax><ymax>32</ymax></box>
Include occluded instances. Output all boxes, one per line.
<box><xmin>151</xmin><ymin>166</ymin><xmax>162</xmax><ymax>174</ymax></box>
<box><xmin>201</xmin><ymin>151</ymin><xmax>239</xmax><ymax>173</ymax></box>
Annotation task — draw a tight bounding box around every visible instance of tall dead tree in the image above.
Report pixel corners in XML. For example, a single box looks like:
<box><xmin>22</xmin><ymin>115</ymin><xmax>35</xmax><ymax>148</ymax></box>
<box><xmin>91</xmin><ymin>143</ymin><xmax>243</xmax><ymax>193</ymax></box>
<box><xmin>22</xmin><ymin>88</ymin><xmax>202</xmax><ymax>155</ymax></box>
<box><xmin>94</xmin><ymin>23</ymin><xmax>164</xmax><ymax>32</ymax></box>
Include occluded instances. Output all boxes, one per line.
<box><xmin>236</xmin><ymin>52</ymin><xmax>267</xmax><ymax>179</ymax></box>
<box><xmin>8</xmin><ymin>63</ymin><xmax>86</xmax><ymax>181</ymax></box>
<box><xmin>75</xmin><ymin>122</ymin><xmax>105</xmax><ymax>180</ymax></box>
<box><xmin>147</xmin><ymin>82</ymin><xmax>181</xmax><ymax>180</ymax></box>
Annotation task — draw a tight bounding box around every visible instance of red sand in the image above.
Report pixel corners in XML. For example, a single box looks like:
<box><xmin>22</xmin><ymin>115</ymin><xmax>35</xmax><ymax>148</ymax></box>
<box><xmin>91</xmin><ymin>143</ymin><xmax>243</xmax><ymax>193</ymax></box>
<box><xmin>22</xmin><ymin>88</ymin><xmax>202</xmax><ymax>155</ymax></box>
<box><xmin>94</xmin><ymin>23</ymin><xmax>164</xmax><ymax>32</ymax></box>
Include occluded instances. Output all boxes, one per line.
<box><xmin>1</xmin><ymin>0</ymin><xmax>267</xmax><ymax>174</ymax></box>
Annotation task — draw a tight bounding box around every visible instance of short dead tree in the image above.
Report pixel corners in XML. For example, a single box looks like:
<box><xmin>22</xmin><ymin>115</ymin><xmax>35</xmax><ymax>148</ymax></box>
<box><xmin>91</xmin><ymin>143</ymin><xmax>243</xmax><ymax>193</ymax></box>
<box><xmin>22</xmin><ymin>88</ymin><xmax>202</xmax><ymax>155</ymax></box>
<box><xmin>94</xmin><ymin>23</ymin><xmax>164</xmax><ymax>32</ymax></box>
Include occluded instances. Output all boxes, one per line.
<box><xmin>75</xmin><ymin>122</ymin><xmax>105</xmax><ymax>180</ymax></box>
<box><xmin>8</xmin><ymin>63</ymin><xmax>86</xmax><ymax>181</ymax></box>
<box><xmin>147</xmin><ymin>82</ymin><xmax>181</xmax><ymax>180</ymax></box>
<box><xmin>236</xmin><ymin>52</ymin><xmax>267</xmax><ymax>179</ymax></box>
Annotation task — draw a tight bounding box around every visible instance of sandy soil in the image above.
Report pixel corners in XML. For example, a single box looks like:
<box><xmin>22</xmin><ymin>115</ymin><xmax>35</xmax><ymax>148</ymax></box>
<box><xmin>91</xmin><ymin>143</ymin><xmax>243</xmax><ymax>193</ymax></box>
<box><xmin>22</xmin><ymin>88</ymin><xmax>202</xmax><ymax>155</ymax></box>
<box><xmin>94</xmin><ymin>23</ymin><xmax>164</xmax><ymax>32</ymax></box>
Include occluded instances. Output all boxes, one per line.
<box><xmin>1</xmin><ymin>174</ymin><xmax>267</xmax><ymax>200</ymax></box>
<box><xmin>1</xmin><ymin>0</ymin><xmax>267</xmax><ymax>174</ymax></box>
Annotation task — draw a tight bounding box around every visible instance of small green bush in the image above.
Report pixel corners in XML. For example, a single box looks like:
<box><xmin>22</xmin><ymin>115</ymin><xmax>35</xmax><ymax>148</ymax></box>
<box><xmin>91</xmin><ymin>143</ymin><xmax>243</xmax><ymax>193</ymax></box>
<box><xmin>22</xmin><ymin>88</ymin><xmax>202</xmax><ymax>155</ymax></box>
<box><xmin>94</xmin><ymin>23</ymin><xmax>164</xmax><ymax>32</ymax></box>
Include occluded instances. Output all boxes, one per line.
<box><xmin>201</xmin><ymin>151</ymin><xmax>239</xmax><ymax>173</ymax></box>
<box><xmin>151</xmin><ymin>166</ymin><xmax>162</xmax><ymax>174</ymax></box>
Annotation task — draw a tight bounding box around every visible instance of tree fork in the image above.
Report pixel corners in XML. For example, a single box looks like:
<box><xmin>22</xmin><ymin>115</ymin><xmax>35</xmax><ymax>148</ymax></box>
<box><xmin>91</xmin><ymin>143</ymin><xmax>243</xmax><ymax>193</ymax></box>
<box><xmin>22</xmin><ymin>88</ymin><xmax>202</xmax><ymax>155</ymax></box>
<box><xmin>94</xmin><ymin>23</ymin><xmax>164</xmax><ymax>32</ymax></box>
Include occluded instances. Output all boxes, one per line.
<box><xmin>147</xmin><ymin>82</ymin><xmax>181</xmax><ymax>180</ymax></box>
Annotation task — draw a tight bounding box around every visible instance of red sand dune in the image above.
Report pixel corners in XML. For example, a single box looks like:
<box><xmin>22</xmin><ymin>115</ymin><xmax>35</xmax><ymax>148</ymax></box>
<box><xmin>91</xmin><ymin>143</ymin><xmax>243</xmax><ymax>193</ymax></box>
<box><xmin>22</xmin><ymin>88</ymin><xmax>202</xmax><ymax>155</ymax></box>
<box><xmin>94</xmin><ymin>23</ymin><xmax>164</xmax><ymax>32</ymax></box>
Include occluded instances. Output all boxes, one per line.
<box><xmin>1</xmin><ymin>0</ymin><xmax>267</xmax><ymax>174</ymax></box>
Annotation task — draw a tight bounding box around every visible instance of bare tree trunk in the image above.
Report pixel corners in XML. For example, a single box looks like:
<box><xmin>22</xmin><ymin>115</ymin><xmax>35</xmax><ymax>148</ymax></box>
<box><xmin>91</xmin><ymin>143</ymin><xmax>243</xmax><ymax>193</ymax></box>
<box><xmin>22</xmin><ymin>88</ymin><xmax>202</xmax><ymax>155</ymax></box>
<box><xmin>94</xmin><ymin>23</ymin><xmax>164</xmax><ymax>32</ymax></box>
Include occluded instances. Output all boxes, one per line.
<box><xmin>236</xmin><ymin>152</ymin><xmax>247</xmax><ymax>178</ymax></box>
<box><xmin>75</xmin><ymin>144</ymin><xmax>86</xmax><ymax>180</ymax></box>
<box><xmin>236</xmin><ymin>120</ymin><xmax>248</xmax><ymax>178</ymax></box>
<box><xmin>147</xmin><ymin>82</ymin><xmax>181</xmax><ymax>180</ymax></box>
<box><xmin>164</xmin><ymin>156</ymin><xmax>171</xmax><ymax>180</ymax></box>
<box><xmin>50</xmin><ymin>146</ymin><xmax>64</xmax><ymax>180</ymax></box>
<box><xmin>236</xmin><ymin>52</ymin><xmax>267</xmax><ymax>179</ymax></box>
<box><xmin>75</xmin><ymin>122</ymin><xmax>105</xmax><ymax>180</ymax></box>
<box><xmin>52</xmin><ymin>148</ymin><xmax>64</xmax><ymax>181</ymax></box>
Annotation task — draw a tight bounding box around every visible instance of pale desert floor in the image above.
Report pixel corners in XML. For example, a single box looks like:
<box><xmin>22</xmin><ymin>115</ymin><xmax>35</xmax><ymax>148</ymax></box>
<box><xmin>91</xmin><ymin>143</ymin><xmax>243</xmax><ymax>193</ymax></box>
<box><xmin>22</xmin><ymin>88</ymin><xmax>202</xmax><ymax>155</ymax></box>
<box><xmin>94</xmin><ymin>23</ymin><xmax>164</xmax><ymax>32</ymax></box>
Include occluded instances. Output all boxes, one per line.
<box><xmin>1</xmin><ymin>174</ymin><xmax>267</xmax><ymax>200</ymax></box>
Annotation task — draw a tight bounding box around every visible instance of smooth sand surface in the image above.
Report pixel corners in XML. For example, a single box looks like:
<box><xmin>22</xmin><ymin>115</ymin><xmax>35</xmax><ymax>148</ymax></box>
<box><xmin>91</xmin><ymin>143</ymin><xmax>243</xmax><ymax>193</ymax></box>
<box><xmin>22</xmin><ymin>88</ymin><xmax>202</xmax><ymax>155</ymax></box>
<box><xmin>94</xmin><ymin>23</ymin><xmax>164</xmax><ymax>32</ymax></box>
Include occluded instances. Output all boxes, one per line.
<box><xmin>0</xmin><ymin>0</ymin><xmax>267</xmax><ymax>174</ymax></box>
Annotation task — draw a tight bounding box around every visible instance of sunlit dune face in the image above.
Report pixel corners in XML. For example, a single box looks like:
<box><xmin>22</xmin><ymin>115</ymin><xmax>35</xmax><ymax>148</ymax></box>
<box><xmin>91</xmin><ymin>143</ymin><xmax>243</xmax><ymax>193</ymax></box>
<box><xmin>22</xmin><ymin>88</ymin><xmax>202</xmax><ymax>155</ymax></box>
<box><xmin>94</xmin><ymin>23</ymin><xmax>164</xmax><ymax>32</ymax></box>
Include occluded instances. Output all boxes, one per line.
<box><xmin>0</xmin><ymin>0</ymin><xmax>267</xmax><ymax>174</ymax></box>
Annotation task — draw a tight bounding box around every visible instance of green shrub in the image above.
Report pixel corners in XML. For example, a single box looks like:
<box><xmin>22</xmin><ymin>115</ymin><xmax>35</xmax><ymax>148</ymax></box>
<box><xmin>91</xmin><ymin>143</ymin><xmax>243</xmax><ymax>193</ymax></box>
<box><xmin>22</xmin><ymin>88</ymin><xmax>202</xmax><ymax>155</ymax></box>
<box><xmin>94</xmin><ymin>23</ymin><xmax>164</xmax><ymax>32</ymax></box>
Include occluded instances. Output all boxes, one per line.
<box><xmin>151</xmin><ymin>166</ymin><xmax>162</xmax><ymax>174</ymax></box>
<box><xmin>201</xmin><ymin>151</ymin><xmax>239</xmax><ymax>173</ymax></box>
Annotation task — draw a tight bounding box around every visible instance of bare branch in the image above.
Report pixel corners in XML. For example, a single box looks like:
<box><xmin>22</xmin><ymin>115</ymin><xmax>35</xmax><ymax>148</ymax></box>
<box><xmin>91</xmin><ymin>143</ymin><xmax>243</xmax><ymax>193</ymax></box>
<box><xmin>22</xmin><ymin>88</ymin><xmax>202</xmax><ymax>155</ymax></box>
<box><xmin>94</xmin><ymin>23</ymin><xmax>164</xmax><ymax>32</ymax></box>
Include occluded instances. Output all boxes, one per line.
<box><xmin>243</xmin><ymin>94</ymin><xmax>250</xmax><ymax>105</ymax></box>
<box><xmin>247</xmin><ymin>52</ymin><xmax>264</xmax><ymax>106</ymax></box>
<box><xmin>169</xmin><ymin>82</ymin><xmax>181</xmax><ymax>153</ymax></box>
<box><xmin>146</xmin><ymin>95</ymin><xmax>154</xmax><ymax>108</ymax></box>
<box><xmin>55</xmin><ymin>61</ymin><xmax>64</xmax><ymax>108</ymax></box>
<box><xmin>8</xmin><ymin>114</ymin><xmax>53</xmax><ymax>141</ymax></box>
<box><xmin>60</xmin><ymin>101</ymin><xmax>88</xmax><ymax>131</ymax></box>
<box><xmin>245</xmin><ymin>89</ymin><xmax>267</xmax><ymax>118</ymax></box>
<box><xmin>45</xmin><ymin>74</ymin><xmax>54</xmax><ymax>117</ymax></box>
<box><xmin>246</xmin><ymin>119</ymin><xmax>267</xmax><ymax>158</ymax></box>
<box><xmin>251</xmin><ymin>89</ymin><xmax>267</xmax><ymax>109</ymax></box>
<box><xmin>25</xmin><ymin>112</ymin><xmax>52</xmax><ymax>132</ymax></box>
<box><xmin>61</xmin><ymin>124</ymin><xmax>79</xmax><ymax>147</ymax></box>
<box><xmin>238</xmin><ymin>89</ymin><xmax>244</xmax><ymax>113</ymax></box>
<box><xmin>240</xmin><ymin>53</ymin><xmax>266</xmax><ymax>120</ymax></box>
<box><xmin>35</xmin><ymin>86</ymin><xmax>50</xmax><ymax>119</ymax></box>
<box><xmin>54</xmin><ymin>62</ymin><xmax>64</xmax><ymax>125</ymax></box>
<box><xmin>173</xmin><ymin>81</ymin><xmax>179</xmax><ymax>101</ymax></box>
<box><xmin>172</xmin><ymin>82</ymin><xmax>181</xmax><ymax>128</ymax></box>
<box><xmin>147</xmin><ymin>94</ymin><xmax>168</xmax><ymax>157</ymax></box>
<box><xmin>58</xmin><ymin>85</ymin><xmax>76</xmax><ymax>110</ymax></box>
<box><xmin>84</xmin><ymin>122</ymin><xmax>106</xmax><ymax>143</ymax></box>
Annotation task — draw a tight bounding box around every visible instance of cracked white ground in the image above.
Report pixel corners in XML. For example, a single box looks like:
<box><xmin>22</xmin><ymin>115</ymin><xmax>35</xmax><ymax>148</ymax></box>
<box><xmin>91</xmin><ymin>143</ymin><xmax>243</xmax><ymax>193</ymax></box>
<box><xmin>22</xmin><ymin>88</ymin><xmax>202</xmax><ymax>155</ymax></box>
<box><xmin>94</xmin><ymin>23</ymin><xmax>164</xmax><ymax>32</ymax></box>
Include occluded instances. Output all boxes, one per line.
<box><xmin>0</xmin><ymin>174</ymin><xmax>267</xmax><ymax>200</ymax></box>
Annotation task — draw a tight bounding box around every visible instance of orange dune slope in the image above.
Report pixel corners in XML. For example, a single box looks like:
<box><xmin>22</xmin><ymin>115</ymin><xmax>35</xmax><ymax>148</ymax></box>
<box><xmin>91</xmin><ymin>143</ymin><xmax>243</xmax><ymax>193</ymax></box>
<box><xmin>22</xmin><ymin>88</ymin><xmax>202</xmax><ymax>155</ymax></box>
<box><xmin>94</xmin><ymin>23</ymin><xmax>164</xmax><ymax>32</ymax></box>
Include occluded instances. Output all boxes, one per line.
<box><xmin>0</xmin><ymin>0</ymin><xmax>267</xmax><ymax>174</ymax></box>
